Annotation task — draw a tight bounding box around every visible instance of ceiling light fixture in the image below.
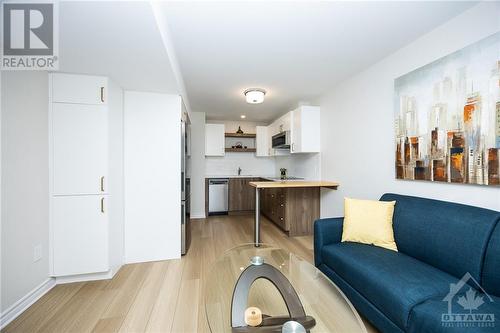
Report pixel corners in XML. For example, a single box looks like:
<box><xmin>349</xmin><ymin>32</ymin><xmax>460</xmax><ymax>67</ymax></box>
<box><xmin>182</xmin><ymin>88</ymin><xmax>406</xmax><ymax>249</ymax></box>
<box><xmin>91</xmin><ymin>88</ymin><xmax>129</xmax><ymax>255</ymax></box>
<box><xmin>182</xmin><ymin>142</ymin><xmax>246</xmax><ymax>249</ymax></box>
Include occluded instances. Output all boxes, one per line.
<box><xmin>240</xmin><ymin>115</ymin><xmax>246</xmax><ymax>119</ymax></box>
<box><xmin>244</xmin><ymin>88</ymin><xmax>266</xmax><ymax>104</ymax></box>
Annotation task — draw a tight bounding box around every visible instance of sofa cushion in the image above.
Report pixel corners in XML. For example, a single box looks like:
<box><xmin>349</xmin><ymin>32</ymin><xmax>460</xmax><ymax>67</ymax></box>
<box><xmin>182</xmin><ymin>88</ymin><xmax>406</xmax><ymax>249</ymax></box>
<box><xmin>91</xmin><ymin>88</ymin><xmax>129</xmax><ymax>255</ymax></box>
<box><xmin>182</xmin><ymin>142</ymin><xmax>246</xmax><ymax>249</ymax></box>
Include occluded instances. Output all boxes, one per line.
<box><xmin>380</xmin><ymin>193</ymin><xmax>499</xmax><ymax>282</ymax></box>
<box><xmin>408</xmin><ymin>294</ymin><xmax>499</xmax><ymax>333</ymax></box>
<box><xmin>482</xmin><ymin>221</ymin><xmax>500</xmax><ymax>297</ymax></box>
<box><xmin>318</xmin><ymin>264</ymin><xmax>405</xmax><ymax>333</ymax></box>
<box><xmin>322</xmin><ymin>242</ymin><xmax>459</xmax><ymax>330</ymax></box>
<box><xmin>342</xmin><ymin>197</ymin><xmax>398</xmax><ymax>251</ymax></box>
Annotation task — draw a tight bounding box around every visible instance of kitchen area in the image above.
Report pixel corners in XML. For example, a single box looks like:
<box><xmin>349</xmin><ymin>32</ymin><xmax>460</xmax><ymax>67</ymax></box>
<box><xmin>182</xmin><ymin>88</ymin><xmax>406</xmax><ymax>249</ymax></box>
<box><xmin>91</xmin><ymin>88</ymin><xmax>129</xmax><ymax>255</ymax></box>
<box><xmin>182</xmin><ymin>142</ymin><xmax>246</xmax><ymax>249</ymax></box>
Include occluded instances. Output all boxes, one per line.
<box><xmin>193</xmin><ymin>105</ymin><xmax>338</xmax><ymax>238</ymax></box>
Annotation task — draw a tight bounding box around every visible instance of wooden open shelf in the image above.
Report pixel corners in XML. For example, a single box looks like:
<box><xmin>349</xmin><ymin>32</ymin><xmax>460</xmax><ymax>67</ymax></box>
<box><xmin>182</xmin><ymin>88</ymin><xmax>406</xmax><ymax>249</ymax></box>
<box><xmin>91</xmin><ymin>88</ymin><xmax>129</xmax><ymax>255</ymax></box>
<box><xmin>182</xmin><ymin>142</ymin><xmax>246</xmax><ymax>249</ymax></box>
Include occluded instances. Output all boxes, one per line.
<box><xmin>224</xmin><ymin>133</ymin><xmax>256</xmax><ymax>138</ymax></box>
<box><xmin>225</xmin><ymin>148</ymin><xmax>256</xmax><ymax>153</ymax></box>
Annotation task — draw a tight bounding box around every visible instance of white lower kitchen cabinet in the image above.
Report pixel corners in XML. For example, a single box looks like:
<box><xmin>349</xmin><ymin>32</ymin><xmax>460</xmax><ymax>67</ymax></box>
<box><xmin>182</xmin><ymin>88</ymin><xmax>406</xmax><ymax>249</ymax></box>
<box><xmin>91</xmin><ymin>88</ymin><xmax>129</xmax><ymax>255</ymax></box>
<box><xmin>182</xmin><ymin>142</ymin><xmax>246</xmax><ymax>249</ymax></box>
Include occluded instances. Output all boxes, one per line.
<box><xmin>52</xmin><ymin>195</ymin><xmax>108</xmax><ymax>276</ymax></box>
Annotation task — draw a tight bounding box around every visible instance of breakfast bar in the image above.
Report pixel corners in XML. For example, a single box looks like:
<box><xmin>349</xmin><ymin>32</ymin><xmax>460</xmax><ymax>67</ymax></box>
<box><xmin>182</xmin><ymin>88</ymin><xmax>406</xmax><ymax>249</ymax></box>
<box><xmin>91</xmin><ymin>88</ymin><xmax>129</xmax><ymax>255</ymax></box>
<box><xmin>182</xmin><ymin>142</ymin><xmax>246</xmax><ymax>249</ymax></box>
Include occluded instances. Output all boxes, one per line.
<box><xmin>249</xmin><ymin>181</ymin><xmax>339</xmax><ymax>244</ymax></box>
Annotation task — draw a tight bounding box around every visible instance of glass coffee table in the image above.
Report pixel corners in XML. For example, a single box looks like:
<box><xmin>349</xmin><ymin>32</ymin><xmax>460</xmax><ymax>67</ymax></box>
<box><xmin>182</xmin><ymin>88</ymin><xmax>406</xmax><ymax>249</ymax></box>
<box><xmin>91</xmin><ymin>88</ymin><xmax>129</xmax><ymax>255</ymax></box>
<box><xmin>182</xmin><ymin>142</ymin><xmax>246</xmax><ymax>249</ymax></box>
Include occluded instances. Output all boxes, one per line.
<box><xmin>205</xmin><ymin>244</ymin><xmax>367</xmax><ymax>332</ymax></box>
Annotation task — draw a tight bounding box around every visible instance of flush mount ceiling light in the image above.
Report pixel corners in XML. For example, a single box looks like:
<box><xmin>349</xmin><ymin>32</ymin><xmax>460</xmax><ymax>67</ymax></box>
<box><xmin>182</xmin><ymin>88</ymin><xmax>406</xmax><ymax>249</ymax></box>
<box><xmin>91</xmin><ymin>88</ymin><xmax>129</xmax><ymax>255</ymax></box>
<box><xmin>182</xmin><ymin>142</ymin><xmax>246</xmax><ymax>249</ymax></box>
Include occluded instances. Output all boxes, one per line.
<box><xmin>244</xmin><ymin>88</ymin><xmax>266</xmax><ymax>104</ymax></box>
<box><xmin>240</xmin><ymin>115</ymin><xmax>246</xmax><ymax>119</ymax></box>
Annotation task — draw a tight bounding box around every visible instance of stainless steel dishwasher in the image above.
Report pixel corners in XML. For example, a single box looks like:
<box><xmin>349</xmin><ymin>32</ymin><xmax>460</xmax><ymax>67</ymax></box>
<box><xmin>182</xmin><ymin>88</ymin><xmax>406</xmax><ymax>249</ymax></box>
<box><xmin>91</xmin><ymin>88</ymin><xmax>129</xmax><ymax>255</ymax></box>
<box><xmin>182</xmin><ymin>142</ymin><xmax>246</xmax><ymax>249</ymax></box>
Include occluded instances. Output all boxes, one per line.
<box><xmin>208</xmin><ymin>178</ymin><xmax>229</xmax><ymax>215</ymax></box>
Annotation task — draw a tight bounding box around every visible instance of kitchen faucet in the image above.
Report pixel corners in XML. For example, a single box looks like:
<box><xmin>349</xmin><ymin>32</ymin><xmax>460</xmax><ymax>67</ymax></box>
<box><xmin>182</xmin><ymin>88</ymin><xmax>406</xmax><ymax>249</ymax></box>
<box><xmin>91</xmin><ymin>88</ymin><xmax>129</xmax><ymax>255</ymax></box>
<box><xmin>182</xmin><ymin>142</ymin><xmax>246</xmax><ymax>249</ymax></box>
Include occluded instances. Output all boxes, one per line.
<box><xmin>238</xmin><ymin>167</ymin><xmax>242</xmax><ymax>176</ymax></box>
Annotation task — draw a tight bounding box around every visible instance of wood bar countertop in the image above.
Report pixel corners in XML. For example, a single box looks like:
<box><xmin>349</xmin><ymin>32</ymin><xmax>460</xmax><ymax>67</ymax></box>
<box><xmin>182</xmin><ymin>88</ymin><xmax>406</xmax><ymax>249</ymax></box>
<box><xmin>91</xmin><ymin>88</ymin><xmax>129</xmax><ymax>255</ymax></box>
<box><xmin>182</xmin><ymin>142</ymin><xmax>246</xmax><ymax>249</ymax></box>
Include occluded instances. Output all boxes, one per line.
<box><xmin>249</xmin><ymin>180</ymin><xmax>339</xmax><ymax>189</ymax></box>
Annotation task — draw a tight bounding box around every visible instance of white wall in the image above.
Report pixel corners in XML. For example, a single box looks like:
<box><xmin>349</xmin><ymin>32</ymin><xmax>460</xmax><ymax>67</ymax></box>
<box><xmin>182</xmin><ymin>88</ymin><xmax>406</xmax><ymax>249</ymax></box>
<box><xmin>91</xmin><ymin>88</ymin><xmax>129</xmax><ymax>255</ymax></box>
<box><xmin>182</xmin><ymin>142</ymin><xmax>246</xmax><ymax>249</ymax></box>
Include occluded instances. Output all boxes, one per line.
<box><xmin>210</xmin><ymin>120</ymin><xmax>266</xmax><ymax>134</ymax></box>
<box><xmin>206</xmin><ymin>120</ymin><xmax>276</xmax><ymax>176</ymax></box>
<box><xmin>206</xmin><ymin>152</ymin><xmax>276</xmax><ymax>177</ymax></box>
<box><xmin>189</xmin><ymin>112</ymin><xmax>207</xmax><ymax>218</ymax></box>
<box><xmin>124</xmin><ymin>91</ymin><xmax>181</xmax><ymax>263</ymax></box>
<box><xmin>204</xmin><ymin>119</ymin><xmax>321</xmax><ymax>178</ymax></box>
<box><xmin>1</xmin><ymin>72</ymin><xmax>50</xmax><ymax>312</ymax></box>
<box><xmin>320</xmin><ymin>2</ymin><xmax>500</xmax><ymax>218</ymax></box>
<box><xmin>275</xmin><ymin>153</ymin><xmax>321</xmax><ymax>180</ymax></box>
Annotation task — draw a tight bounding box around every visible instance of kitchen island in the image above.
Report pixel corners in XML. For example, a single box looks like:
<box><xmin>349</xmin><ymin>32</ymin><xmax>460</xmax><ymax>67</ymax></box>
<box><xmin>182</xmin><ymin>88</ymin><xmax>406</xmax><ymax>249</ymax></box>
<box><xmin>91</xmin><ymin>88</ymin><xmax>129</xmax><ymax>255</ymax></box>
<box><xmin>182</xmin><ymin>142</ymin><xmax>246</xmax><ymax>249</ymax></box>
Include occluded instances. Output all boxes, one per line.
<box><xmin>205</xmin><ymin>176</ymin><xmax>275</xmax><ymax>216</ymax></box>
<box><xmin>249</xmin><ymin>181</ymin><xmax>339</xmax><ymax>243</ymax></box>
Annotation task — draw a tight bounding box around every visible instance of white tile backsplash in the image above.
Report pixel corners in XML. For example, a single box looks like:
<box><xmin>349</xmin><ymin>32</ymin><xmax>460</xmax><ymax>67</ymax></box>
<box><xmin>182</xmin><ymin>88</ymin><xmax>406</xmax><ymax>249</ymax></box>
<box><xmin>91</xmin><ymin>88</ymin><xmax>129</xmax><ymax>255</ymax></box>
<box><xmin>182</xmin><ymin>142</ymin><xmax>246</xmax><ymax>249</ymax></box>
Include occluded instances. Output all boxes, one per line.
<box><xmin>206</xmin><ymin>153</ymin><xmax>276</xmax><ymax>177</ymax></box>
<box><xmin>275</xmin><ymin>153</ymin><xmax>321</xmax><ymax>180</ymax></box>
<box><xmin>204</xmin><ymin>119</ymin><xmax>321</xmax><ymax>179</ymax></box>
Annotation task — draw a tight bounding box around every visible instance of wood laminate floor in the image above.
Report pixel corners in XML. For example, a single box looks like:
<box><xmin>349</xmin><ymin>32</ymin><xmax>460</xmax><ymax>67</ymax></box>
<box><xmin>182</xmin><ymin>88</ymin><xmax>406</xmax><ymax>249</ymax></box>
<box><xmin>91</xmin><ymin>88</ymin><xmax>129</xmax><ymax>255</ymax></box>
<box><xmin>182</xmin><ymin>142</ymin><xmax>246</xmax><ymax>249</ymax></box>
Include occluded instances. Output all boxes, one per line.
<box><xmin>2</xmin><ymin>215</ymin><xmax>377</xmax><ymax>333</ymax></box>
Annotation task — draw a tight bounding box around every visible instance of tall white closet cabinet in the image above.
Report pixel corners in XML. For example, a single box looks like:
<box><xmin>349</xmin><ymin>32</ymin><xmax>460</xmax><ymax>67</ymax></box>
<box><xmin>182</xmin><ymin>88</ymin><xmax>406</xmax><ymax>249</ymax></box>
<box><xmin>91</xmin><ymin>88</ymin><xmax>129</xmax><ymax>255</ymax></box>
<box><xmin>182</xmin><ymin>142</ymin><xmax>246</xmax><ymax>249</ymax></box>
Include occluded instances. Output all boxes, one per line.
<box><xmin>49</xmin><ymin>73</ymin><xmax>124</xmax><ymax>280</ymax></box>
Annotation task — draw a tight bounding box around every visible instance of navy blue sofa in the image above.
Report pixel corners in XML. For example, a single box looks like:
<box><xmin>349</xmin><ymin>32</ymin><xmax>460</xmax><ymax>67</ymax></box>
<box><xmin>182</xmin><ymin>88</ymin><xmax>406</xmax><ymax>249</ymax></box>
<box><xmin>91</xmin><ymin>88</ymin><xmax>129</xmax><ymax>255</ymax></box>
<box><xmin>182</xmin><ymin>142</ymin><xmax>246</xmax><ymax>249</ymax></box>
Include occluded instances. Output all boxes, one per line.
<box><xmin>314</xmin><ymin>193</ymin><xmax>500</xmax><ymax>333</ymax></box>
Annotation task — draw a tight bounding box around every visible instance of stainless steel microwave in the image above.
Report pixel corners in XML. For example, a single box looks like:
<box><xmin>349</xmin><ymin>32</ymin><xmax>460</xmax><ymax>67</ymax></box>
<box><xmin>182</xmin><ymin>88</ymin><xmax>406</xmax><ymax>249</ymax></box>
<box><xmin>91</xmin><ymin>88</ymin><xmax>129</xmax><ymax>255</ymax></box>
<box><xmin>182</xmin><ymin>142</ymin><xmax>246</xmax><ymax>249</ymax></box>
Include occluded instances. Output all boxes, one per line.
<box><xmin>272</xmin><ymin>131</ymin><xmax>291</xmax><ymax>149</ymax></box>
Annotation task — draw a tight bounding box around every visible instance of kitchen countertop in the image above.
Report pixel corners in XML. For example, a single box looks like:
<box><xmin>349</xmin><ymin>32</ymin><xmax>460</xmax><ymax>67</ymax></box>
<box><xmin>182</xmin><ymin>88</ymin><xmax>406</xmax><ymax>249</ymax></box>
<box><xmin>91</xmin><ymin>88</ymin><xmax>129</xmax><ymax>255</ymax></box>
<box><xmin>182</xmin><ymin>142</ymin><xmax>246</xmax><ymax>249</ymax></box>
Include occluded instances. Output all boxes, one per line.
<box><xmin>205</xmin><ymin>175</ymin><xmax>275</xmax><ymax>179</ymax></box>
<box><xmin>248</xmin><ymin>180</ymin><xmax>339</xmax><ymax>189</ymax></box>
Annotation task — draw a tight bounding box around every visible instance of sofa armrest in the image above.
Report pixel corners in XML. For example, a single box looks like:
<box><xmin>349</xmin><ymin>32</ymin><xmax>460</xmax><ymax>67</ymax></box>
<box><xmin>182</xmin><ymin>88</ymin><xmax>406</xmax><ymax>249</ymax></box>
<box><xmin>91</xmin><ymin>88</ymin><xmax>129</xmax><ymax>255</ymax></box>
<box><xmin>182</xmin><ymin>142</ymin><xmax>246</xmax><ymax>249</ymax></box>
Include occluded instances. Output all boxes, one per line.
<box><xmin>314</xmin><ymin>217</ymin><xmax>344</xmax><ymax>267</ymax></box>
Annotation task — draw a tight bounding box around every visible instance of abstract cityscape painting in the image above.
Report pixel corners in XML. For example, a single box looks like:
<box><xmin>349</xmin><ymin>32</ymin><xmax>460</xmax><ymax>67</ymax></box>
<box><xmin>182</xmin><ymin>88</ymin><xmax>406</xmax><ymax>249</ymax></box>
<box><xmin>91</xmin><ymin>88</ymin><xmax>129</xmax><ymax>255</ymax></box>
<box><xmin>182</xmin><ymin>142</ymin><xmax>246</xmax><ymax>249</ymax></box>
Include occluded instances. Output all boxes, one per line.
<box><xmin>394</xmin><ymin>32</ymin><xmax>499</xmax><ymax>186</ymax></box>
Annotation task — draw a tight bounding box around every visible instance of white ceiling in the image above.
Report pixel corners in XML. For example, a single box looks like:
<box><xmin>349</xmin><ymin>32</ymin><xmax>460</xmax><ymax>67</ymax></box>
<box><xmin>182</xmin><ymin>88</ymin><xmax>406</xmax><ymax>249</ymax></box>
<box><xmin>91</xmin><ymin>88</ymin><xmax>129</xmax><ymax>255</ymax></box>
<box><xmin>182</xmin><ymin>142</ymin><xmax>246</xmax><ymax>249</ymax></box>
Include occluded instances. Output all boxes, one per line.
<box><xmin>161</xmin><ymin>1</ymin><xmax>476</xmax><ymax>122</ymax></box>
<box><xmin>57</xmin><ymin>1</ymin><xmax>476</xmax><ymax>123</ymax></box>
<box><xmin>59</xmin><ymin>1</ymin><xmax>179</xmax><ymax>94</ymax></box>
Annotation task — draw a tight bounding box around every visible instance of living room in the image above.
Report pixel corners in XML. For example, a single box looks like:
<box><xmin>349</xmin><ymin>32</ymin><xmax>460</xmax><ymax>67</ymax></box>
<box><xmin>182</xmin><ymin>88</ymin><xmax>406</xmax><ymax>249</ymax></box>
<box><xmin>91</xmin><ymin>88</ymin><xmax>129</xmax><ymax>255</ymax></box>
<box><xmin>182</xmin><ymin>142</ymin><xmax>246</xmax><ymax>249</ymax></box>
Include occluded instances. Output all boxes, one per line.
<box><xmin>1</xmin><ymin>1</ymin><xmax>499</xmax><ymax>333</ymax></box>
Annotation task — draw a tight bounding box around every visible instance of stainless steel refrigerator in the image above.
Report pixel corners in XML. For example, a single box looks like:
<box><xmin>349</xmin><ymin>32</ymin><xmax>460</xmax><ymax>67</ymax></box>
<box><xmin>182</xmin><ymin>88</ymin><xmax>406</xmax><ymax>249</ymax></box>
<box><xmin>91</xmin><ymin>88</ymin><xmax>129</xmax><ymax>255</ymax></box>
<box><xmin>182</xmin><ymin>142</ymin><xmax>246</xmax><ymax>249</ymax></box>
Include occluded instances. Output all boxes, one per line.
<box><xmin>181</xmin><ymin>112</ymin><xmax>191</xmax><ymax>255</ymax></box>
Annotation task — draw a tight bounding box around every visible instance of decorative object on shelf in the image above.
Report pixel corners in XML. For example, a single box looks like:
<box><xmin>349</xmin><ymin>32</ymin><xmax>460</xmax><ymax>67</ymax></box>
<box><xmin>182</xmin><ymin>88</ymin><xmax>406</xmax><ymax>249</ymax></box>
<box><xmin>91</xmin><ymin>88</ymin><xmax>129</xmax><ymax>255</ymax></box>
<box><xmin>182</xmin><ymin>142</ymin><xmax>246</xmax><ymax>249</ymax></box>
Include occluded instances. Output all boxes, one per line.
<box><xmin>230</xmin><ymin>261</ymin><xmax>316</xmax><ymax>332</ymax></box>
<box><xmin>394</xmin><ymin>32</ymin><xmax>499</xmax><ymax>186</ymax></box>
<box><xmin>280</xmin><ymin>168</ymin><xmax>287</xmax><ymax>180</ymax></box>
<box><xmin>225</xmin><ymin>148</ymin><xmax>257</xmax><ymax>153</ymax></box>
<box><xmin>244</xmin><ymin>88</ymin><xmax>266</xmax><ymax>104</ymax></box>
<box><xmin>233</xmin><ymin>142</ymin><xmax>243</xmax><ymax>149</ymax></box>
<box><xmin>236</xmin><ymin>126</ymin><xmax>244</xmax><ymax>134</ymax></box>
<box><xmin>225</xmin><ymin>133</ymin><xmax>256</xmax><ymax>138</ymax></box>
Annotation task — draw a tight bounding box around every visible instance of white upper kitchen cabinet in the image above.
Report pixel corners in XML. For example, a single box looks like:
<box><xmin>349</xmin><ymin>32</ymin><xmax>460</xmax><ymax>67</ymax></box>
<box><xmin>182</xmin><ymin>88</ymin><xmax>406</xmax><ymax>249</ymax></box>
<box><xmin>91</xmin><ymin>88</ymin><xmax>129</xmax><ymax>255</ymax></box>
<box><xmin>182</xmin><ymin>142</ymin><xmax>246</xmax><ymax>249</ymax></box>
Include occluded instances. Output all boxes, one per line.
<box><xmin>274</xmin><ymin>112</ymin><xmax>291</xmax><ymax>133</ymax></box>
<box><xmin>290</xmin><ymin>106</ymin><xmax>320</xmax><ymax>153</ymax></box>
<box><xmin>205</xmin><ymin>123</ymin><xmax>225</xmax><ymax>156</ymax></box>
<box><xmin>51</xmin><ymin>103</ymin><xmax>108</xmax><ymax>195</ymax></box>
<box><xmin>267</xmin><ymin>122</ymin><xmax>276</xmax><ymax>156</ymax></box>
<box><xmin>52</xmin><ymin>195</ymin><xmax>108</xmax><ymax>276</ymax></box>
<box><xmin>256</xmin><ymin>126</ymin><xmax>269</xmax><ymax>157</ymax></box>
<box><xmin>52</xmin><ymin>73</ymin><xmax>107</xmax><ymax>105</ymax></box>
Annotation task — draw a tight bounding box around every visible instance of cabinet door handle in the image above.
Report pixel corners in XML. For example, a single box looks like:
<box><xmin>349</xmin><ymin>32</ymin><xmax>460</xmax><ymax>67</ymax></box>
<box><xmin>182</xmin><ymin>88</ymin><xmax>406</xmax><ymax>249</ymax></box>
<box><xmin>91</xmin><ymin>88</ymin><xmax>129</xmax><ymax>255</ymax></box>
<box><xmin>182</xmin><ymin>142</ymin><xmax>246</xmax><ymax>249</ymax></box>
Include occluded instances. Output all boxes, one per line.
<box><xmin>100</xmin><ymin>176</ymin><xmax>105</xmax><ymax>192</ymax></box>
<box><xmin>291</xmin><ymin>143</ymin><xmax>295</xmax><ymax>152</ymax></box>
<box><xmin>100</xmin><ymin>87</ymin><xmax>105</xmax><ymax>103</ymax></box>
<box><xmin>100</xmin><ymin>197</ymin><xmax>105</xmax><ymax>213</ymax></box>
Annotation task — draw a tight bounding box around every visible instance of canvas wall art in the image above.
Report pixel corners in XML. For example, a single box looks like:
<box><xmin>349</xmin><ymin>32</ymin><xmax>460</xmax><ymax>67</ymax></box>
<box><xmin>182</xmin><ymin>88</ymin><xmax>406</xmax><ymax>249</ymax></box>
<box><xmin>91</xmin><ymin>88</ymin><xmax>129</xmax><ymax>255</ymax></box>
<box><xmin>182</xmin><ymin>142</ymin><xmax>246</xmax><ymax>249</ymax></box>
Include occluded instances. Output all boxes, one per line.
<box><xmin>394</xmin><ymin>32</ymin><xmax>500</xmax><ymax>186</ymax></box>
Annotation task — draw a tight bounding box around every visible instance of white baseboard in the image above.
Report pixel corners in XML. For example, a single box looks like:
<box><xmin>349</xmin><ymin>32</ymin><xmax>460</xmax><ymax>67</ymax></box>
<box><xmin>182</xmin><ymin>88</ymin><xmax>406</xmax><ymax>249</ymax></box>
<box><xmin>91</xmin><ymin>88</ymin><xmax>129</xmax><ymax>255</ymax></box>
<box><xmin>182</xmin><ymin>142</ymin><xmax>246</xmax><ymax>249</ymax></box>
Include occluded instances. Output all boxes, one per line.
<box><xmin>0</xmin><ymin>278</ymin><xmax>56</xmax><ymax>330</ymax></box>
<box><xmin>55</xmin><ymin>270</ymin><xmax>114</xmax><ymax>284</ymax></box>
<box><xmin>0</xmin><ymin>265</ymin><xmax>124</xmax><ymax>329</ymax></box>
<box><xmin>190</xmin><ymin>212</ymin><xmax>206</xmax><ymax>219</ymax></box>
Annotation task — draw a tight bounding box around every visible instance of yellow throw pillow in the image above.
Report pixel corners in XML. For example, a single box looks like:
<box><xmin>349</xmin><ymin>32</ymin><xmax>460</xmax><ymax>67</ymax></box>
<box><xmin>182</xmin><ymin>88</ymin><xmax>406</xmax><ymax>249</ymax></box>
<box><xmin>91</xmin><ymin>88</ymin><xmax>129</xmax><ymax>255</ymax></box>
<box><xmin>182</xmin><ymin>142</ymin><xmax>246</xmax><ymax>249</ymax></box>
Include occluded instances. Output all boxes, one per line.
<box><xmin>341</xmin><ymin>197</ymin><xmax>398</xmax><ymax>251</ymax></box>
